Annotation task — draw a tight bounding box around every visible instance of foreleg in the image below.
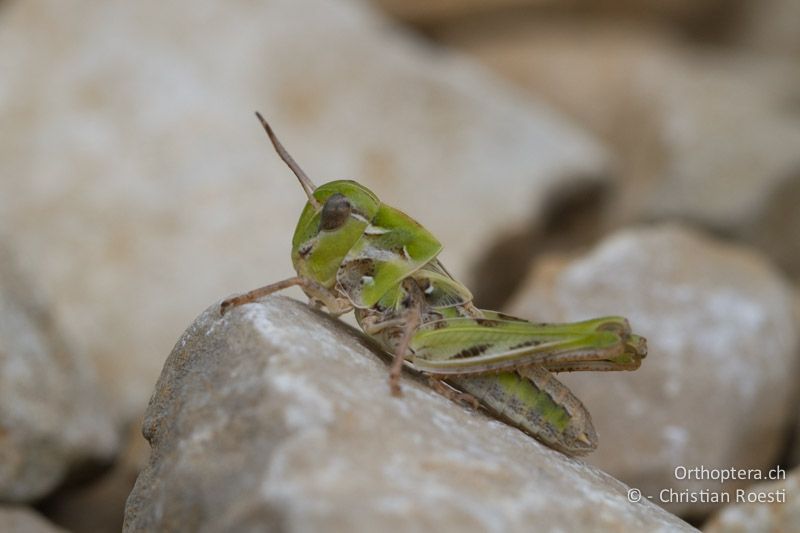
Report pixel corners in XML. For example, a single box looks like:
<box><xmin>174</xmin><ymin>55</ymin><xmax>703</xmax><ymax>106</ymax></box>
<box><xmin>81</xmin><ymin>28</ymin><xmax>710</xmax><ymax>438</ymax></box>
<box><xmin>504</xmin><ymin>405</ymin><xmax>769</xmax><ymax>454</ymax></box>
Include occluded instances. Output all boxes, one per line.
<box><xmin>220</xmin><ymin>277</ymin><xmax>305</xmax><ymax>315</ymax></box>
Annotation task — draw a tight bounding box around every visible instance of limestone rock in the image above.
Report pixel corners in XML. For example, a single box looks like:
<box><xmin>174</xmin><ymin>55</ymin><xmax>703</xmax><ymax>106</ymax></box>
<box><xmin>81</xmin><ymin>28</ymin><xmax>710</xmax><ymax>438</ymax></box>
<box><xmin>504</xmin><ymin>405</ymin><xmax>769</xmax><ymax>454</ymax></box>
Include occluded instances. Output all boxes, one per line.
<box><xmin>37</xmin><ymin>422</ymin><xmax>149</xmax><ymax>533</ymax></box>
<box><xmin>372</xmin><ymin>0</ymin><xmax>534</xmax><ymax>22</ymax></box>
<box><xmin>703</xmin><ymin>468</ymin><xmax>800</xmax><ymax>533</ymax></box>
<box><xmin>124</xmin><ymin>297</ymin><xmax>695</xmax><ymax>532</ymax></box>
<box><xmin>788</xmin><ymin>286</ymin><xmax>800</xmax><ymax>467</ymax></box>
<box><xmin>508</xmin><ymin>225</ymin><xmax>800</xmax><ymax>519</ymax></box>
<box><xmin>445</xmin><ymin>21</ymin><xmax>800</xmax><ymax>277</ymax></box>
<box><xmin>794</xmin><ymin>287</ymin><xmax>800</xmax><ymax>467</ymax></box>
<box><xmin>0</xmin><ymin>0</ymin><xmax>609</xmax><ymax>420</ymax></box>
<box><xmin>0</xmin><ymin>251</ymin><xmax>119</xmax><ymax>502</ymax></box>
<box><xmin>371</xmin><ymin>0</ymin><xmax>725</xmax><ymax>26</ymax></box>
<box><xmin>0</xmin><ymin>507</ymin><xmax>66</xmax><ymax>533</ymax></box>
<box><xmin>734</xmin><ymin>0</ymin><xmax>800</xmax><ymax>58</ymax></box>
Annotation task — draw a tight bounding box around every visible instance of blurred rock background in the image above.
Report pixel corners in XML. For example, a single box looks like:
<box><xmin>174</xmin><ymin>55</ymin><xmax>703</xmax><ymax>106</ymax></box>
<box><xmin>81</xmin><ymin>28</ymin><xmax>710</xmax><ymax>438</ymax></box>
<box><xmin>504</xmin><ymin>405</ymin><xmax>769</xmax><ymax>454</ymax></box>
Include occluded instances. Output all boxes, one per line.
<box><xmin>0</xmin><ymin>0</ymin><xmax>798</xmax><ymax>531</ymax></box>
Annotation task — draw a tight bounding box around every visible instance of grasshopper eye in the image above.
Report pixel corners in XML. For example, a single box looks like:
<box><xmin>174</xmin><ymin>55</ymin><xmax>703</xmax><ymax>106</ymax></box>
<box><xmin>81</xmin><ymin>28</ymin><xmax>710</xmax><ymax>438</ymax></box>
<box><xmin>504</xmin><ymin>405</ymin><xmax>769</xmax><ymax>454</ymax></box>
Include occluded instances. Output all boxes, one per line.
<box><xmin>320</xmin><ymin>193</ymin><xmax>352</xmax><ymax>231</ymax></box>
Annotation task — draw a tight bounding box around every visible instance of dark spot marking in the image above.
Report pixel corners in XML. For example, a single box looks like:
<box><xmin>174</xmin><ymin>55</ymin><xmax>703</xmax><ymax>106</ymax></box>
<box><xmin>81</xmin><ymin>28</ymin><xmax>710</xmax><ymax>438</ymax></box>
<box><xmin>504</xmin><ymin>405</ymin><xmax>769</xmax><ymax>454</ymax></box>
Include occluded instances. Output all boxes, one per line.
<box><xmin>350</xmin><ymin>207</ymin><xmax>370</xmax><ymax>221</ymax></box>
<box><xmin>393</xmin><ymin>246</ymin><xmax>413</xmax><ymax>261</ymax></box>
<box><xmin>346</xmin><ymin>258</ymin><xmax>375</xmax><ymax>277</ymax></box>
<box><xmin>298</xmin><ymin>242</ymin><xmax>313</xmax><ymax>258</ymax></box>
<box><xmin>474</xmin><ymin>318</ymin><xmax>501</xmax><ymax>327</ymax></box>
<box><xmin>423</xmin><ymin>311</ymin><xmax>443</xmax><ymax>323</ymax></box>
<box><xmin>495</xmin><ymin>312</ymin><xmax>528</xmax><ymax>322</ymax></box>
<box><xmin>454</xmin><ymin>344</ymin><xmax>490</xmax><ymax>359</ymax></box>
<box><xmin>508</xmin><ymin>340</ymin><xmax>542</xmax><ymax>350</ymax></box>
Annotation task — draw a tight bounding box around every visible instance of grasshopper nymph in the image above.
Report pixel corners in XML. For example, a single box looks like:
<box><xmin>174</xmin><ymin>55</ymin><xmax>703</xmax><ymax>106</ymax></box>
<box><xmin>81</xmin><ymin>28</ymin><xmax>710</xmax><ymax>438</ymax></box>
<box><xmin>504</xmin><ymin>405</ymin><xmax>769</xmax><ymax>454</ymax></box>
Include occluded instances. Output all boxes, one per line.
<box><xmin>221</xmin><ymin>113</ymin><xmax>647</xmax><ymax>455</ymax></box>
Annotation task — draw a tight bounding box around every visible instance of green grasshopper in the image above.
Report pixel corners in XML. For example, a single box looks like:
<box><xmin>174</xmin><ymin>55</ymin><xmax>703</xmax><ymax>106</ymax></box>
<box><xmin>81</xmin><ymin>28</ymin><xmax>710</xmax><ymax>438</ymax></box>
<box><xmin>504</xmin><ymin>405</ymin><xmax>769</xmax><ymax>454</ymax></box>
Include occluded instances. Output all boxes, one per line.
<box><xmin>221</xmin><ymin>113</ymin><xmax>647</xmax><ymax>455</ymax></box>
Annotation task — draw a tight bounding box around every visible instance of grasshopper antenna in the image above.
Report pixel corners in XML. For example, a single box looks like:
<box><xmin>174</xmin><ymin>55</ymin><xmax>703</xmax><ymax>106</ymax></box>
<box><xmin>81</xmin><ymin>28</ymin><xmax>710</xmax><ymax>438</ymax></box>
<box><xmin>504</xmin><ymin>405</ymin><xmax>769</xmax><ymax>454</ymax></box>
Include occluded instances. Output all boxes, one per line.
<box><xmin>255</xmin><ymin>111</ymin><xmax>320</xmax><ymax>209</ymax></box>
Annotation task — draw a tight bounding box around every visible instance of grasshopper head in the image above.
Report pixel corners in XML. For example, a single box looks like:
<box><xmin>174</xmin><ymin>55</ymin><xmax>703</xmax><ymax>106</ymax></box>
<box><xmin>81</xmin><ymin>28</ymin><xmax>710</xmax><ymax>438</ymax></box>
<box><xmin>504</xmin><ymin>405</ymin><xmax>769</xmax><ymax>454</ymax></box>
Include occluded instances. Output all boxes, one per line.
<box><xmin>290</xmin><ymin>180</ymin><xmax>380</xmax><ymax>287</ymax></box>
<box><xmin>253</xmin><ymin>113</ymin><xmax>381</xmax><ymax>288</ymax></box>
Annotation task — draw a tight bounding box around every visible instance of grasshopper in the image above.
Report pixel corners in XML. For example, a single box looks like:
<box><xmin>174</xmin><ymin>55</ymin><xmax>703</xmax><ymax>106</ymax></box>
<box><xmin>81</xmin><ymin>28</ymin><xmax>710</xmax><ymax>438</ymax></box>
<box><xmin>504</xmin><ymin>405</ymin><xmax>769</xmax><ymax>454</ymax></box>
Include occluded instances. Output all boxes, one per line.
<box><xmin>221</xmin><ymin>113</ymin><xmax>647</xmax><ymax>455</ymax></box>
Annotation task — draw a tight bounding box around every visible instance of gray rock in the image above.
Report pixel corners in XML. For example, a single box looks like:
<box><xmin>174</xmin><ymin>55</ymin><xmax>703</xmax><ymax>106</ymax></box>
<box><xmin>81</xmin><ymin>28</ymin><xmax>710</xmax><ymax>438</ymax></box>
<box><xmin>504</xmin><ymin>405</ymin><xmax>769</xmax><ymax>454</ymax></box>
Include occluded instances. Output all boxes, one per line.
<box><xmin>508</xmin><ymin>225</ymin><xmax>800</xmax><ymax>519</ymax></box>
<box><xmin>38</xmin><ymin>422</ymin><xmax>148</xmax><ymax>533</ymax></box>
<box><xmin>0</xmin><ymin>0</ymin><xmax>609</xmax><ymax>421</ymax></box>
<box><xmin>0</xmin><ymin>507</ymin><xmax>66</xmax><ymax>533</ymax></box>
<box><xmin>371</xmin><ymin>0</ymin><xmax>725</xmax><ymax>26</ymax></box>
<box><xmin>703</xmin><ymin>467</ymin><xmax>800</xmax><ymax>533</ymax></box>
<box><xmin>734</xmin><ymin>0</ymin><xmax>800</xmax><ymax>58</ymax></box>
<box><xmin>0</xmin><ymin>251</ymin><xmax>119</xmax><ymax>502</ymax></box>
<box><xmin>372</xmin><ymin>0</ymin><xmax>537</xmax><ymax>22</ymax></box>
<box><xmin>124</xmin><ymin>296</ymin><xmax>695</xmax><ymax>533</ymax></box>
<box><xmin>794</xmin><ymin>287</ymin><xmax>800</xmax><ymax>467</ymax></box>
<box><xmin>445</xmin><ymin>21</ymin><xmax>800</xmax><ymax>278</ymax></box>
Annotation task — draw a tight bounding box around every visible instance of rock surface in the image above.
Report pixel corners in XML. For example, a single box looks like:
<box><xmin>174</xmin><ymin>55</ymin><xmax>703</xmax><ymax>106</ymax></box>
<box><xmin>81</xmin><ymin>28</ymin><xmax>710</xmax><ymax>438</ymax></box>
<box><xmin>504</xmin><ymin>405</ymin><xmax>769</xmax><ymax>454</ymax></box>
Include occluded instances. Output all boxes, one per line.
<box><xmin>794</xmin><ymin>287</ymin><xmax>800</xmax><ymax>467</ymax></box>
<box><xmin>0</xmin><ymin>507</ymin><xmax>66</xmax><ymax>533</ymax></box>
<box><xmin>508</xmin><ymin>225</ymin><xmax>800</xmax><ymax>519</ymax></box>
<box><xmin>37</xmin><ymin>421</ymin><xmax>148</xmax><ymax>533</ymax></box>
<box><xmin>0</xmin><ymin>0</ymin><xmax>609</xmax><ymax>420</ymax></box>
<box><xmin>373</xmin><ymin>0</ymin><xmax>534</xmax><ymax>22</ymax></box>
<box><xmin>444</xmin><ymin>21</ymin><xmax>800</xmax><ymax>277</ymax></box>
<box><xmin>124</xmin><ymin>297</ymin><xmax>695</xmax><ymax>532</ymax></box>
<box><xmin>0</xmin><ymin>250</ymin><xmax>118</xmax><ymax>502</ymax></box>
<box><xmin>372</xmin><ymin>0</ymin><xmax>726</xmax><ymax>26</ymax></box>
<box><xmin>703</xmin><ymin>467</ymin><xmax>800</xmax><ymax>533</ymax></box>
<box><xmin>734</xmin><ymin>0</ymin><xmax>800</xmax><ymax>58</ymax></box>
